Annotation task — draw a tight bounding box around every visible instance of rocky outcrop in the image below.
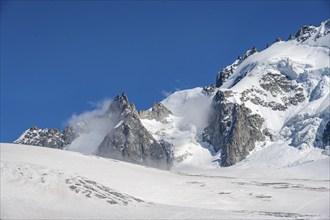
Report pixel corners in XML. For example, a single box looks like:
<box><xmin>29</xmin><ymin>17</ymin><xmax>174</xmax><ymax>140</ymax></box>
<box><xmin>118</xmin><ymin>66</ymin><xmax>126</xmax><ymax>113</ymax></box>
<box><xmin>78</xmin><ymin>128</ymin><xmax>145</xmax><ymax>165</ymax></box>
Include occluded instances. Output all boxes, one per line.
<box><xmin>295</xmin><ymin>24</ymin><xmax>318</xmax><ymax>42</ymax></box>
<box><xmin>14</xmin><ymin>93</ymin><xmax>171</xmax><ymax>169</ymax></box>
<box><xmin>63</xmin><ymin>126</ymin><xmax>78</xmax><ymax>146</ymax></box>
<box><xmin>97</xmin><ymin>93</ymin><xmax>170</xmax><ymax>169</ymax></box>
<box><xmin>238</xmin><ymin>72</ymin><xmax>306</xmax><ymax>111</ymax></box>
<box><xmin>293</xmin><ymin>19</ymin><xmax>330</xmax><ymax>43</ymax></box>
<box><xmin>215</xmin><ymin>47</ymin><xmax>258</xmax><ymax>88</ymax></box>
<box><xmin>203</xmin><ymin>90</ymin><xmax>264</xmax><ymax>166</ymax></box>
<box><xmin>13</xmin><ymin>19</ymin><xmax>330</xmax><ymax>169</ymax></box>
<box><xmin>202</xmin><ymin>84</ymin><xmax>216</xmax><ymax>96</ymax></box>
<box><xmin>14</xmin><ymin>125</ymin><xmax>75</xmax><ymax>149</ymax></box>
<box><xmin>139</xmin><ymin>102</ymin><xmax>172</xmax><ymax>122</ymax></box>
<box><xmin>322</xmin><ymin>121</ymin><xmax>330</xmax><ymax>148</ymax></box>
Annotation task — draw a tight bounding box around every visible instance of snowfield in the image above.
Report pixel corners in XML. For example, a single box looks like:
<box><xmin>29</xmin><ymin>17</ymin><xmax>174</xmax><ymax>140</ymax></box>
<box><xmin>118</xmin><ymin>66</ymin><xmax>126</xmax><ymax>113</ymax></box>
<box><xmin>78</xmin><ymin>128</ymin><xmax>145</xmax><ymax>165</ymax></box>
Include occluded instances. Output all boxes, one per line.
<box><xmin>1</xmin><ymin>143</ymin><xmax>329</xmax><ymax>219</ymax></box>
<box><xmin>4</xmin><ymin>20</ymin><xmax>330</xmax><ymax>219</ymax></box>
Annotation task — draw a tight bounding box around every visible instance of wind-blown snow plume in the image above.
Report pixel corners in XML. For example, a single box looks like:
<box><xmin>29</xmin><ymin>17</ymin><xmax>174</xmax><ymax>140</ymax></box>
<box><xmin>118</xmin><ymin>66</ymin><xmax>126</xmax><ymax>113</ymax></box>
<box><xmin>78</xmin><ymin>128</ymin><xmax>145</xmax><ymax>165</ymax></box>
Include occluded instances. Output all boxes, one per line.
<box><xmin>66</xmin><ymin>99</ymin><xmax>115</xmax><ymax>154</ymax></box>
<box><xmin>161</xmin><ymin>87</ymin><xmax>212</xmax><ymax>131</ymax></box>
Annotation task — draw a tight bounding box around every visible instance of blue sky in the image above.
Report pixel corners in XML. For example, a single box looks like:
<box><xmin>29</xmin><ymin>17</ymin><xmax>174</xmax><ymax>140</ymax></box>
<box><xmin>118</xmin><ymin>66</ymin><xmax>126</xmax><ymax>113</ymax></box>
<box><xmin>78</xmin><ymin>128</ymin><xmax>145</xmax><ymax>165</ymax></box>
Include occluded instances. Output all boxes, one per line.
<box><xmin>1</xmin><ymin>0</ymin><xmax>329</xmax><ymax>142</ymax></box>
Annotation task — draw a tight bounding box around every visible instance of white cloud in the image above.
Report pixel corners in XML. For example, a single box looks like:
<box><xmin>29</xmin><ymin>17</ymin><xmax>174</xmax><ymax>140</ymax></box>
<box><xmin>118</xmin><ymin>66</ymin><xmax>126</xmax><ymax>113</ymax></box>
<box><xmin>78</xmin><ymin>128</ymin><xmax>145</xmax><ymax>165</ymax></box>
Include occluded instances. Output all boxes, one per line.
<box><xmin>66</xmin><ymin>99</ymin><xmax>115</xmax><ymax>154</ymax></box>
<box><xmin>161</xmin><ymin>90</ymin><xmax>172</xmax><ymax>97</ymax></box>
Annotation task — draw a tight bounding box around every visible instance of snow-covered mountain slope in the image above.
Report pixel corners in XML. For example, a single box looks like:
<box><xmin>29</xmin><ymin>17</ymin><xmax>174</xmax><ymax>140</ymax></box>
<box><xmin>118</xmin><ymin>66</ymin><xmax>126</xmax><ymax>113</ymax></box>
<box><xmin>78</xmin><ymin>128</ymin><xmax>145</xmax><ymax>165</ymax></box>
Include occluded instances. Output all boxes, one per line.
<box><xmin>13</xmin><ymin>19</ymin><xmax>330</xmax><ymax>169</ymax></box>
<box><xmin>160</xmin><ymin>19</ymin><xmax>329</xmax><ymax>167</ymax></box>
<box><xmin>141</xmin><ymin>87</ymin><xmax>219</xmax><ymax>169</ymax></box>
<box><xmin>213</xmin><ymin>19</ymin><xmax>330</xmax><ymax>155</ymax></box>
<box><xmin>14</xmin><ymin>126</ymin><xmax>67</xmax><ymax>149</ymax></box>
<box><xmin>141</xmin><ymin>18</ymin><xmax>330</xmax><ymax>167</ymax></box>
<box><xmin>1</xmin><ymin>143</ymin><xmax>329</xmax><ymax>219</ymax></box>
<box><xmin>220</xmin><ymin>38</ymin><xmax>329</xmax><ymax>145</ymax></box>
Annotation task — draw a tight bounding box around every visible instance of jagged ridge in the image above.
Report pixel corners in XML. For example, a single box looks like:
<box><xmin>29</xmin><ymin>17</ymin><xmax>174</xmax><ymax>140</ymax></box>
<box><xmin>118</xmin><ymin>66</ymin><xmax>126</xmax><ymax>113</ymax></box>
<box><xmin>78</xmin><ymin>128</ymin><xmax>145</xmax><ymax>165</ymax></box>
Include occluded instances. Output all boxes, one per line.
<box><xmin>14</xmin><ymin>19</ymin><xmax>330</xmax><ymax>168</ymax></box>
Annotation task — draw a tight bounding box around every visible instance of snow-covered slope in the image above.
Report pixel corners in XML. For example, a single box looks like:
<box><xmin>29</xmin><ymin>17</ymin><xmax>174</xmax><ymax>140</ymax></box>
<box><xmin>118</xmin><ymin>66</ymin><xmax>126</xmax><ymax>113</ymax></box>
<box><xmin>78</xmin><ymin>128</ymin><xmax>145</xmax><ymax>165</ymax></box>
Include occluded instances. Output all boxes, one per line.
<box><xmin>219</xmin><ymin>19</ymin><xmax>330</xmax><ymax>150</ymax></box>
<box><xmin>13</xmin><ymin>19</ymin><xmax>330</xmax><ymax>169</ymax></box>
<box><xmin>140</xmin><ymin>19</ymin><xmax>330</xmax><ymax>168</ymax></box>
<box><xmin>1</xmin><ymin>143</ymin><xmax>329</xmax><ymax>219</ymax></box>
<box><xmin>141</xmin><ymin>88</ymin><xmax>219</xmax><ymax>169</ymax></box>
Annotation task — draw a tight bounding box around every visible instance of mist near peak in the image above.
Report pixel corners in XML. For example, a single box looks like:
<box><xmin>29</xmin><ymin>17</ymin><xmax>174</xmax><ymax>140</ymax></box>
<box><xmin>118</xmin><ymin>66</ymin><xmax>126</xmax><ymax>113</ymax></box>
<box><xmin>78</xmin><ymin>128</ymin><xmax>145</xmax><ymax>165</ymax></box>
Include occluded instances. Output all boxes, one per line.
<box><xmin>66</xmin><ymin>99</ymin><xmax>115</xmax><ymax>154</ymax></box>
<box><xmin>161</xmin><ymin>88</ymin><xmax>212</xmax><ymax>131</ymax></box>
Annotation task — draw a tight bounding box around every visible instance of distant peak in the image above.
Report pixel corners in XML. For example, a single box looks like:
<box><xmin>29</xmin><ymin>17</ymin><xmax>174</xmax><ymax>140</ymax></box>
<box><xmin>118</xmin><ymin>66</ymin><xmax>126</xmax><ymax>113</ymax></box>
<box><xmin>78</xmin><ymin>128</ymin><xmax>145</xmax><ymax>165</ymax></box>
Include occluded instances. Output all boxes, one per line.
<box><xmin>294</xmin><ymin>24</ymin><xmax>318</xmax><ymax>42</ymax></box>
<box><xmin>215</xmin><ymin>46</ymin><xmax>258</xmax><ymax>88</ymax></box>
<box><xmin>30</xmin><ymin>125</ymin><xmax>39</xmax><ymax>130</ymax></box>
<box><xmin>274</xmin><ymin>37</ymin><xmax>282</xmax><ymax>43</ymax></box>
<box><xmin>114</xmin><ymin>92</ymin><xmax>129</xmax><ymax>103</ymax></box>
<box><xmin>292</xmin><ymin>19</ymin><xmax>330</xmax><ymax>43</ymax></box>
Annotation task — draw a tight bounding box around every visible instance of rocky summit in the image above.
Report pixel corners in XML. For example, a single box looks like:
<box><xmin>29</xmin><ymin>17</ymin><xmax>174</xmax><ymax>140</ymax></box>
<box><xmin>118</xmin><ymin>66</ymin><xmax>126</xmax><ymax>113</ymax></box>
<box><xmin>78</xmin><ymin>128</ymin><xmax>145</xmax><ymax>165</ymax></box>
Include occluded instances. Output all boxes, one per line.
<box><xmin>14</xmin><ymin>125</ymin><xmax>76</xmax><ymax>149</ymax></box>
<box><xmin>14</xmin><ymin>19</ymin><xmax>330</xmax><ymax>169</ymax></box>
<box><xmin>97</xmin><ymin>94</ymin><xmax>170</xmax><ymax>169</ymax></box>
<box><xmin>139</xmin><ymin>102</ymin><xmax>173</xmax><ymax>122</ymax></box>
<box><xmin>203</xmin><ymin>90</ymin><xmax>265</xmax><ymax>166</ymax></box>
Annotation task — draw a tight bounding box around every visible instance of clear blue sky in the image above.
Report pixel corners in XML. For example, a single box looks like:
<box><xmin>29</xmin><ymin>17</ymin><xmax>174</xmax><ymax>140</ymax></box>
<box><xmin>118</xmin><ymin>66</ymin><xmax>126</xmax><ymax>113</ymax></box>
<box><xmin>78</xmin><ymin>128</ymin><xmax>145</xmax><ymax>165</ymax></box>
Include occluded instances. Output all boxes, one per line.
<box><xmin>1</xmin><ymin>0</ymin><xmax>329</xmax><ymax>142</ymax></box>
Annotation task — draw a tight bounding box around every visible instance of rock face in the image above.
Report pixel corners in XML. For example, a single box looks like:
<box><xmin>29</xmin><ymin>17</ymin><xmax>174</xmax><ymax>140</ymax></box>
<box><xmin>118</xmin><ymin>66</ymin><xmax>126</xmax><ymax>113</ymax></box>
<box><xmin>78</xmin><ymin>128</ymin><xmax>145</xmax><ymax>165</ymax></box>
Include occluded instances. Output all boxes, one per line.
<box><xmin>139</xmin><ymin>102</ymin><xmax>172</xmax><ymax>122</ymax></box>
<box><xmin>238</xmin><ymin>72</ymin><xmax>306</xmax><ymax>111</ymax></box>
<box><xmin>295</xmin><ymin>24</ymin><xmax>318</xmax><ymax>42</ymax></box>
<box><xmin>322</xmin><ymin>121</ymin><xmax>330</xmax><ymax>148</ymax></box>
<box><xmin>97</xmin><ymin>93</ymin><xmax>169</xmax><ymax>169</ymax></box>
<box><xmin>203</xmin><ymin>91</ymin><xmax>264</xmax><ymax>166</ymax></box>
<box><xmin>215</xmin><ymin>47</ymin><xmax>258</xmax><ymax>88</ymax></box>
<box><xmin>14</xmin><ymin>125</ymin><xmax>75</xmax><ymax>149</ymax></box>
<box><xmin>63</xmin><ymin>126</ymin><xmax>78</xmax><ymax>146</ymax></box>
<box><xmin>13</xmin><ymin>19</ymin><xmax>330</xmax><ymax>168</ymax></box>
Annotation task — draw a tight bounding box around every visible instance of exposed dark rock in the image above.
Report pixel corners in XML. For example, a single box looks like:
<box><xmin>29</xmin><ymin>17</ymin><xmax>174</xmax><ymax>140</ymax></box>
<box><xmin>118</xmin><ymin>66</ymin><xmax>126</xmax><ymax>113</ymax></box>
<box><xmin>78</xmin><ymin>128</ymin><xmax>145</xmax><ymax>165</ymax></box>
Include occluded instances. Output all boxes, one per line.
<box><xmin>105</xmin><ymin>92</ymin><xmax>130</xmax><ymax>118</ymax></box>
<box><xmin>260</xmin><ymin>73</ymin><xmax>297</xmax><ymax>95</ymax></box>
<box><xmin>159</xmin><ymin>140</ymin><xmax>174</xmax><ymax>166</ymax></box>
<box><xmin>63</xmin><ymin>126</ymin><xmax>78</xmax><ymax>146</ymax></box>
<box><xmin>274</xmin><ymin>37</ymin><xmax>282</xmax><ymax>43</ymax></box>
<box><xmin>295</xmin><ymin>25</ymin><xmax>317</xmax><ymax>42</ymax></box>
<box><xmin>202</xmin><ymin>84</ymin><xmax>216</xmax><ymax>96</ymax></box>
<box><xmin>215</xmin><ymin>47</ymin><xmax>258</xmax><ymax>88</ymax></box>
<box><xmin>139</xmin><ymin>102</ymin><xmax>172</xmax><ymax>122</ymax></box>
<box><xmin>322</xmin><ymin>121</ymin><xmax>330</xmax><ymax>148</ymax></box>
<box><xmin>14</xmin><ymin>125</ymin><xmax>70</xmax><ymax>149</ymax></box>
<box><xmin>263</xmin><ymin>129</ymin><xmax>275</xmax><ymax>141</ymax></box>
<box><xmin>288</xmin><ymin>34</ymin><xmax>295</xmax><ymax>40</ymax></box>
<box><xmin>98</xmin><ymin>93</ymin><xmax>169</xmax><ymax>169</ymax></box>
<box><xmin>268</xmin><ymin>102</ymin><xmax>287</xmax><ymax>111</ymax></box>
<box><xmin>203</xmin><ymin>90</ymin><xmax>264</xmax><ymax>166</ymax></box>
<box><xmin>289</xmin><ymin>93</ymin><xmax>305</xmax><ymax>105</ymax></box>
<box><xmin>14</xmin><ymin>93</ymin><xmax>170</xmax><ymax>169</ymax></box>
<box><xmin>216</xmin><ymin>70</ymin><xmax>230</xmax><ymax>88</ymax></box>
<box><xmin>257</xmin><ymin>72</ymin><xmax>305</xmax><ymax>110</ymax></box>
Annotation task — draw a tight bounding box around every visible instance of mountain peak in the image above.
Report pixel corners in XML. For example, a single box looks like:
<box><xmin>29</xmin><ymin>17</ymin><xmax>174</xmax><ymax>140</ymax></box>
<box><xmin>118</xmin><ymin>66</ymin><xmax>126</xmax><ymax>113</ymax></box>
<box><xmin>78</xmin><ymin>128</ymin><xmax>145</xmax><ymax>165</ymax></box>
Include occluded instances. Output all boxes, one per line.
<box><xmin>107</xmin><ymin>92</ymin><xmax>133</xmax><ymax>116</ymax></box>
<box><xmin>13</xmin><ymin>19</ymin><xmax>330</xmax><ymax>169</ymax></box>
<box><xmin>215</xmin><ymin>46</ymin><xmax>259</xmax><ymax>88</ymax></box>
<box><xmin>292</xmin><ymin>19</ymin><xmax>330</xmax><ymax>47</ymax></box>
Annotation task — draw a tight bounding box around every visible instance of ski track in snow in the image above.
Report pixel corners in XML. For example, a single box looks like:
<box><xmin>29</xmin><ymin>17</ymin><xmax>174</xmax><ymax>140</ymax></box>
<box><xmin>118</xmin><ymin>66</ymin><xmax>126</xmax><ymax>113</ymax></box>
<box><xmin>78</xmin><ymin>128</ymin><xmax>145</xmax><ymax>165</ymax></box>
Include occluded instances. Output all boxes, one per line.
<box><xmin>5</xmin><ymin>20</ymin><xmax>330</xmax><ymax>219</ymax></box>
<box><xmin>1</xmin><ymin>143</ymin><xmax>329</xmax><ymax>219</ymax></box>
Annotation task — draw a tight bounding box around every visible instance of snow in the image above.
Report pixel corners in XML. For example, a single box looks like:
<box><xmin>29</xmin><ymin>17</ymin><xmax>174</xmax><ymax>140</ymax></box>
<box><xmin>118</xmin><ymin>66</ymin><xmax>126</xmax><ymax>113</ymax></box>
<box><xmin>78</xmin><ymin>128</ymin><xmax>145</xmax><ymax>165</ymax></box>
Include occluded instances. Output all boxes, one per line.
<box><xmin>140</xmin><ymin>27</ymin><xmax>329</xmax><ymax>168</ymax></box>
<box><xmin>141</xmin><ymin>115</ymin><xmax>218</xmax><ymax>169</ymax></box>
<box><xmin>223</xmin><ymin>40</ymin><xmax>329</xmax><ymax>91</ymax></box>
<box><xmin>115</xmin><ymin>120</ymin><xmax>124</xmax><ymax>128</ymax></box>
<box><xmin>300</xmin><ymin>19</ymin><xmax>330</xmax><ymax>48</ymax></box>
<box><xmin>234</xmin><ymin>140</ymin><xmax>328</xmax><ymax>169</ymax></box>
<box><xmin>13</xmin><ymin>128</ymin><xmax>30</xmax><ymax>144</ymax></box>
<box><xmin>217</xmin><ymin>27</ymin><xmax>330</xmax><ymax>151</ymax></box>
<box><xmin>3</xmin><ymin>20</ymin><xmax>330</xmax><ymax>219</ymax></box>
<box><xmin>1</xmin><ymin>143</ymin><xmax>329</xmax><ymax>219</ymax></box>
<box><xmin>161</xmin><ymin>87</ymin><xmax>211</xmax><ymax>128</ymax></box>
<box><xmin>141</xmin><ymin>87</ymin><xmax>219</xmax><ymax>168</ymax></box>
<box><xmin>66</xmin><ymin>100</ymin><xmax>115</xmax><ymax>155</ymax></box>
